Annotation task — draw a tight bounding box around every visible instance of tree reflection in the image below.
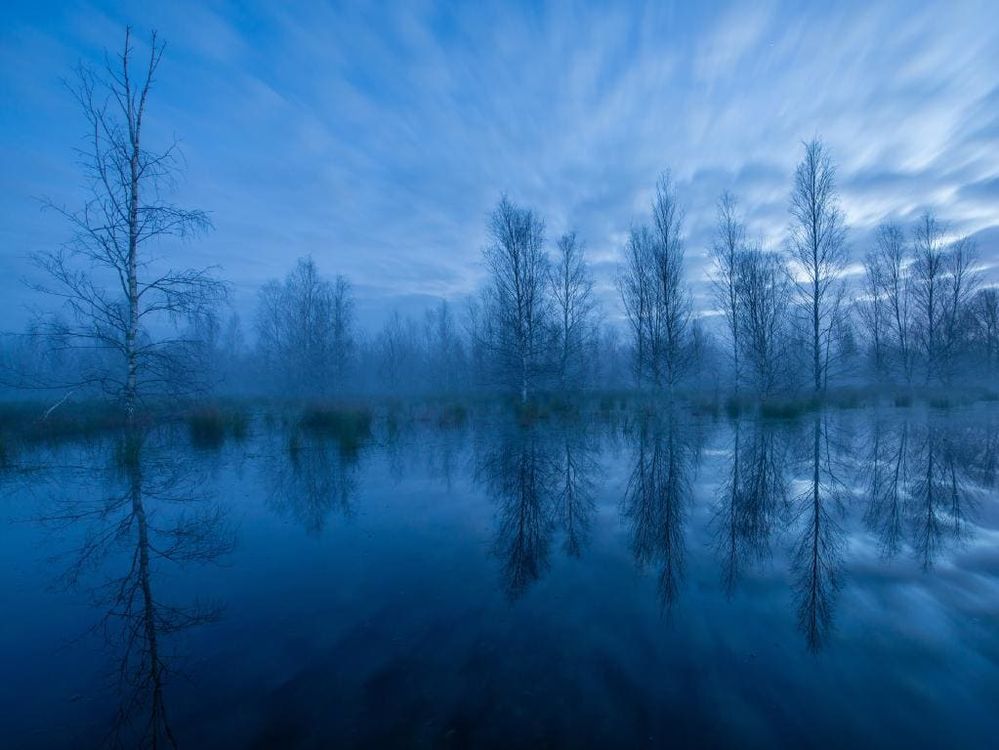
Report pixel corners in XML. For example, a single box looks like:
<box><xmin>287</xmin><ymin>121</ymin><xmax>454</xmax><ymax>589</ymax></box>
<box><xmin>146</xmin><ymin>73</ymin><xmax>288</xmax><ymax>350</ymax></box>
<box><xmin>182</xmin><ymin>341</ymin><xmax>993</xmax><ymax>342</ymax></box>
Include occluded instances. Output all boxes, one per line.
<box><xmin>263</xmin><ymin>429</ymin><xmax>360</xmax><ymax>535</ymax></box>
<box><xmin>712</xmin><ymin>421</ymin><xmax>790</xmax><ymax>596</ymax></box>
<box><xmin>863</xmin><ymin>412</ymin><xmax>990</xmax><ymax>570</ymax></box>
<box><xmin>552</xmin><ymin>425</ymin><xmax>598</xmax><ymax>558</ymax></box>
<box><xmin>790</xmin><ymin>416</ymin><xmax>846</xmax><ymax>653</ymax></box>
<box><xmin>475</xmin><ymin>419</ymin><xmax>598</xmax><ymax>599</ymax></box>
<box><xmin>41</xmin><ymin>431</ymin><xmax>233</xmax><ymax>748</ymax></box>
<box><xmin>623</xmin><ymin>411</ymin><xmax>700</xmax><ymax>609</ymax></box>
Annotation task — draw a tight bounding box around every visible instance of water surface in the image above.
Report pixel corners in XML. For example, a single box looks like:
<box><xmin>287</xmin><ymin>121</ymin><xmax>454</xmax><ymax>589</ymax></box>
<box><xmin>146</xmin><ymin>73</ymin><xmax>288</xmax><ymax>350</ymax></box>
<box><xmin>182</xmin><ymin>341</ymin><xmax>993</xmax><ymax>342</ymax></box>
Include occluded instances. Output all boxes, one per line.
<box><xmin>2</xmin><ymin>406</ymin><xmax>998</xmax><ymax>748</ymax></box>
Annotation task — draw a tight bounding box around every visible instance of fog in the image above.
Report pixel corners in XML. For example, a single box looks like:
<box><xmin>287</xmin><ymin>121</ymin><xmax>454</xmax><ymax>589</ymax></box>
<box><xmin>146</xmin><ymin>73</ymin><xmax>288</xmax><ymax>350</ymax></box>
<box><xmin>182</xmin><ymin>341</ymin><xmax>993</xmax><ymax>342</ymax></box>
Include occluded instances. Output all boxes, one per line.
<box><xmin>2</xmin><ymin>15</ymin><xmax>999</xmax><ymax>750</ymax></box>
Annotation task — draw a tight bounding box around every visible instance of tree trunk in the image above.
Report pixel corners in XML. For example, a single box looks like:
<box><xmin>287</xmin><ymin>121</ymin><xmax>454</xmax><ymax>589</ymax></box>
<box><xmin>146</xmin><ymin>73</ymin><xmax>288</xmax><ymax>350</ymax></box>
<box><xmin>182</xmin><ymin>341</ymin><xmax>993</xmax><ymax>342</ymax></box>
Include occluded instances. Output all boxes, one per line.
<box><xmin>125</xmin><ymin>123</ymin><xmax>140</xmax><ymax>424</ymax></box>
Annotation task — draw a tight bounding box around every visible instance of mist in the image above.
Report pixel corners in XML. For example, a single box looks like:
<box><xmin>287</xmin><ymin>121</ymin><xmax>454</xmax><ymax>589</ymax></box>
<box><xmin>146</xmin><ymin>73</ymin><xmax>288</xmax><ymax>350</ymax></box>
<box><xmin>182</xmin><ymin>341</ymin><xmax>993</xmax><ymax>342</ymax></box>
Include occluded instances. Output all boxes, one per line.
<box><xmin>2</xmin><ymin>6</ymin><xmax>998</xmax><ymax>749</ymax></box>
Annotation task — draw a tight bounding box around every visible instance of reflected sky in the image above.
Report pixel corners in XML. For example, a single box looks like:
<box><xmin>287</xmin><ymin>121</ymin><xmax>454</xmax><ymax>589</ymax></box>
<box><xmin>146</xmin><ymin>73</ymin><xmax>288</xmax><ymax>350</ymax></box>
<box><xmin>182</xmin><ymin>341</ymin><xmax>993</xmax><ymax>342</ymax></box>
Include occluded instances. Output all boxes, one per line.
<box><xmin>2</xmin><ymin>406</ymin><xmax>999</xmax><ymax>747</ymax></box>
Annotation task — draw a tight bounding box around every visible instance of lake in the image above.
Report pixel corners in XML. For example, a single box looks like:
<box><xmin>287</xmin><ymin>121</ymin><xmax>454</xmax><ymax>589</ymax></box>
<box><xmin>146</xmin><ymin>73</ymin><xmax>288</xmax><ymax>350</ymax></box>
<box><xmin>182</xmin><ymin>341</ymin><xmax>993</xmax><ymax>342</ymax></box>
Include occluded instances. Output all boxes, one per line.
<box><xmin>2</xmin><ymin>404</ymin><xmax>998</xmax><ymax>748</ymax></box>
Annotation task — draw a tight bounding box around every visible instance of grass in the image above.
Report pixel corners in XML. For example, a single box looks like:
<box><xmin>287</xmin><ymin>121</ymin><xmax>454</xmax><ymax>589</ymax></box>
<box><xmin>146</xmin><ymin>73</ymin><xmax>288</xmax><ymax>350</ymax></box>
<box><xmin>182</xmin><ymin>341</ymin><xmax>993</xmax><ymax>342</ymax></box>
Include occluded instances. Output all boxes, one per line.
<box><xmin>435</xmin><ymin>402</ymin><xmax>468</xmax><ymax>428</ymax></box>
<box><xmin>759</xmin><ymin>396</ymin><xmax>821</xmax><ymax>420</ymax></box>
<box><xmin>0</xmin><ymin>400</ymin><xmax>129</xmax><ymax>446</ymax></box>
<box><xmin>186</xmin><ymin>406</ymin><xmax>250</xmax><ymax>449</ymax></box>
<box><xmin>299</xmin><ymin>404</ymin><xmax>373</xmax><ymax>455</ymax></box>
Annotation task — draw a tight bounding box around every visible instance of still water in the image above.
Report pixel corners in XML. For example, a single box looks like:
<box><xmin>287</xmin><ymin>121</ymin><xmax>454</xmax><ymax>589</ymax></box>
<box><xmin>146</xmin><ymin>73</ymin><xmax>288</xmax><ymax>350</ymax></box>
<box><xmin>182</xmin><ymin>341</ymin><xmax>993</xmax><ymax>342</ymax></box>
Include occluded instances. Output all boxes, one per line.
<box><xmin>1</xmin><ymin>405</ymin><xmax>998</xmax><ymax>748</ymax></box>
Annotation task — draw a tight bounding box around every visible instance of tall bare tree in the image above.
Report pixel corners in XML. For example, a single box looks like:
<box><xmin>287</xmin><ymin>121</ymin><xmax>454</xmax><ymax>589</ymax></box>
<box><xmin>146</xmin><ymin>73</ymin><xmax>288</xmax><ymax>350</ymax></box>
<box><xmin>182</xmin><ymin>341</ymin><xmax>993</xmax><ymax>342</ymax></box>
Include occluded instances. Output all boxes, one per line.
<box><xmin>480</xmin><ymin>196</ymin><xmax>550</xmax><ymax>402</ymax></box>
<box><xmin>30</xmin><ymin>28</ymin><xmax>225</xmax><ymax>421</ymax></box>
<box><xmin>619</xmin><ymin>171</ymin><xmax>692</xmax><ymax>391</ymax></box>
<box><xmin>548</xmin><ymin>231</ymin><xmax>597</xmax><ymax>388</ymax></box>
<box><xmin>909</xmin><ymin>213</ymin><xmax>978</xmax><ymax>383</ymax></box>
<box><xmin>858</xmin><ymin>249</ymin><xmax>888</xmax><ymax>379</ymax></box>
<box><xmin>938</xmin><ymin>236</ymin><xmax>979</xmax><ymax>380</ymax></box>
<box><xmin>650</xmin><ymin>171</ymin><xmax>693</xmax><ymax>390</ymax></box>
<box><xmin>788</xmin><ymin>139</ymin><xmax>848</xmax><ymax>393</ymax></box>
<box><xmin>709</xmin><ymin>191</ymin><xmax>747</xmax><ymax>394</ymax></box>
<box><xmin>865</xmin><ymin>222</ymin><xmax>914</xmax><ymax>383</ymax></box>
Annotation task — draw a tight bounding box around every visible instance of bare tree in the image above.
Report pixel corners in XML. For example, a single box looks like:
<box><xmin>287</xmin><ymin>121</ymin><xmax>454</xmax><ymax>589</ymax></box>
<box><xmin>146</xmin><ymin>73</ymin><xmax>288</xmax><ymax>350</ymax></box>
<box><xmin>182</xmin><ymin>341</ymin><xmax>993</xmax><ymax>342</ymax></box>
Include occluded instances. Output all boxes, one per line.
<box><xmin>255</xmin><ymin>257</ymin><xmax>354</xmax><ymax>396</ymax></box>
<box><xmin>865</xmin><ymin>222</ymin><xmax>914</xmax><ymax>383</ymax></box>
<box><xmin>971</xmin><ymin>287</ymin><xmax>999</xmax><ymax>378</ymax></box>
<box><xmin>619</xmin><ymin>171</ymin><xmax>693</xmax><ymax>391</ymax></box>
<box><xmin>709</xmin><ymin>191</ymin><xmax>747</xmax><ymax>394</ymax></box>
<box><xmin>910</xmin><ymin>213</ymin><xmax>978</xmax><ymax>383</ymax></box>
<box><xmin>788</xmin><ymin>138</ymin><xmax>848</xmax><ymax>393</ymax></box>
<box><xmin>480</xmin><ymin>196</ymin><xmax>550</xmax><ymax>402</ymax></box>
<box><xmin>423</xmin><ymin>299</ymin><xmax>465</xmax><ymax>394</ymax></box>
<box><xmin>650</xmin><ymin>171</ymin><xmax>693</xmax><ymax>390</ymax></box>
<box><xmin>858</xmin><ymin>250</ymin><xmax>888</xmax><ymax>379</ymax></box>
<box><xmin>375</xmin><ymin>310</ymin><xmax>421</xmax><ymax>393</ymax></box>
<box><xmin>619</xmin><ymin>225</ymin><xmax>655</xmax><ymax>386</ymax></box>
<box><xmin>938</xmin><ymin>236</ymin><xmax>979</xmax><ymax>381</ymax></box>
<box><xmin>330</xmin><ymin>274</ymin><xmax>355</xmax><ymax>392</ymax></box>
<box><xmin>736</xmin><ymin>247</ymin><xmax>794</xmax><ymax>396</ymax></box>
<box><xmin>548</xmin><ymin>231</ymin><xmax>598</xmax><ymax>389</ymax></box>
<box><xmin>29</xmin><ymin>28</ymin><xmax>225</xmax><ymax>421</ymax></box>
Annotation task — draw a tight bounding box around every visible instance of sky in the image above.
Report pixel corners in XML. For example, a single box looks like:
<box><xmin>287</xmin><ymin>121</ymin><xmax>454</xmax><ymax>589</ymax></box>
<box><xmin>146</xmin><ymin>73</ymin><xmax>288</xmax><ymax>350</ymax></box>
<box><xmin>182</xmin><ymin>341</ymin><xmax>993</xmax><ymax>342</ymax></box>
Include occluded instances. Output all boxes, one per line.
<box><xmin>2</xmin><ymin>0</ymin><xmax>998</xmax><ymax>333</ymax></box>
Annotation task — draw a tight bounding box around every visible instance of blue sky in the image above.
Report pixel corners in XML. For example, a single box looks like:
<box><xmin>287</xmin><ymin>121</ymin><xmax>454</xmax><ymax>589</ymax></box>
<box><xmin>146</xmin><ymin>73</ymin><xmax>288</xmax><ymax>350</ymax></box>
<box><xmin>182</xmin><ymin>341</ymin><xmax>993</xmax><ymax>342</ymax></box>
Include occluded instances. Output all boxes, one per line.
<box><xmin>2</xmin><ymin>0</ymin><xmax>998</xmax><ymax>331</ymax></box>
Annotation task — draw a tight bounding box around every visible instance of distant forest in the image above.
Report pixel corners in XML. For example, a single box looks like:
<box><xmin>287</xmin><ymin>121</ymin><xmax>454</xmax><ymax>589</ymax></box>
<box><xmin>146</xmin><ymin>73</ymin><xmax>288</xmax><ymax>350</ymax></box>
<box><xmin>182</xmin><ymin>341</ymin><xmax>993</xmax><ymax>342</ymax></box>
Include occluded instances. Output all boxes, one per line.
<box><xmin>3</xmin><ymin>28</ymin><xmax>998</xmax><ymax>418</ymax></box>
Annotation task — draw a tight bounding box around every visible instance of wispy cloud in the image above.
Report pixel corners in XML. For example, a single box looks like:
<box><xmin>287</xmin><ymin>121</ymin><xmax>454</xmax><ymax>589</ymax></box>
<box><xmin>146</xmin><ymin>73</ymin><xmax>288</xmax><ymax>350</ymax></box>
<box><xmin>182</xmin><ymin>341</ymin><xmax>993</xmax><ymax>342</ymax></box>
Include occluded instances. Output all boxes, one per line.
<box><xmin>1</xmin><ymin>0</ymin><xmax>997</xmax><ymax>329</ymax></box>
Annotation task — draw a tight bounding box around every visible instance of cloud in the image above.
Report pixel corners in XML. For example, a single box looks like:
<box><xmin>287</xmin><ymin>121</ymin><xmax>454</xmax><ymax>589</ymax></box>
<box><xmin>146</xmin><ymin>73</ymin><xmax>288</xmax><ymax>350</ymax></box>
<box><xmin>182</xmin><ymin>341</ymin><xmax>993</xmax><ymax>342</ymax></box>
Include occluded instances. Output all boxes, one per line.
<box><xmin>1</xmin><ymin>0</ymin><xmax>998</xmax><ymax>331</ymax></box>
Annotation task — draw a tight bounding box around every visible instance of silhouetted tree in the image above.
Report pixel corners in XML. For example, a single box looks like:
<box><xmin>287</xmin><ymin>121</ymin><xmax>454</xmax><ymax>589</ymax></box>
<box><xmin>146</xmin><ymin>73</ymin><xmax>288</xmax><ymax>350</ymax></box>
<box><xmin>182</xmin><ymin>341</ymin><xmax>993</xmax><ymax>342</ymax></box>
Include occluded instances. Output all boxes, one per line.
<box><xmin>787</xmin><ymin>139</ymin><xmax>848</xmax><ymax>393</ymax></box>
<box><xmin>709</xmin><ymin>191</ymin><xmax>747</xmax><ymax>393</ymax></box>
<box><xmin>478</xmin><ymin>196</ymin><xmax>550</xmax><ymax>402</ymax></box>
<box><xmin>29</xmin><ymin>28</ymin><xmax>226</xmax><ymax>421</ymax></box>
<box><xmin>860</xmin><ymin>222</ymin><xmax>914</xmax><ymax>383</ymax></box>
<box><xmin>255</xmin><ymin>257</ymin><xmax>354</xmax><ymax>396</ymax></box>
<box><xmin>971</xmin><ymin>287</ymin><xmax>999</xmax><ymax>378</ymax></box>
<box><xmin>548</xmin><ymin>231</ymin><xmax>598</xmax><ymax>388</ymax></box>
<box><xmin>620</xmin><ymin>172</ymin><xmax>693</xmax><ymax>391</ymax></box>
<box><xmin>736</xmin><ymin>246</ymin><xmax>794</xmax><ymax>396</ymax></box>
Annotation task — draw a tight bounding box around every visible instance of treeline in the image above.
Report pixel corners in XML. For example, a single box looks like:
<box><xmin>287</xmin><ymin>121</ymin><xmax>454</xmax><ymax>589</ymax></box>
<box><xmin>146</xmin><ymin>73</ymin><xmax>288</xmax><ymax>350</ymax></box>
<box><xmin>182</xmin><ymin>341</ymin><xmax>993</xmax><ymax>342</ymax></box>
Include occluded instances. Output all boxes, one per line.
<box><xmin>2</xmin><ymin>29</ymin><xmax>998</xmax><ymax>416</ymax></box>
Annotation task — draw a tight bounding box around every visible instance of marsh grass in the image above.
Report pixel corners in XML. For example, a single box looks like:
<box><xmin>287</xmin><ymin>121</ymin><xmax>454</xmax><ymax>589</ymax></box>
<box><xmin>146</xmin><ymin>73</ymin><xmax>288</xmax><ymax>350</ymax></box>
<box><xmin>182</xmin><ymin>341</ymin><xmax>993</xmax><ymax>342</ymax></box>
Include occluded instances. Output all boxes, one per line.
<box><xmin>759</xmin><ymin>396</ymin><xmax>821</xmax><ymax>420</ymax></box>
<box><xmin>186</xmin><ymin>406</ymin><xmax>251</xmax><ymax>449</ymax></box>
<box><xmin>299</xmin><ymin>404</ymin><xmax>373</xmax><ymax>455</ymax></box>
<box><xmin>0</xmin><ymin>401</ymin><xmax>128</xmax><ymax>447</ymax></box>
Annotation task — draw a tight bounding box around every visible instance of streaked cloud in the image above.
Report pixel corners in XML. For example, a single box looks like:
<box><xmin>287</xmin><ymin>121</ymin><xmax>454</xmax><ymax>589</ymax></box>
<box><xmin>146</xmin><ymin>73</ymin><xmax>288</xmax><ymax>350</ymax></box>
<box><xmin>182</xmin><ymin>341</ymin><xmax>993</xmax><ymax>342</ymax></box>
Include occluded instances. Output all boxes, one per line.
<box><xmin>1</xmin><ymin>0</ymin><xmax>997</xmax><ymax>330</ymax></box>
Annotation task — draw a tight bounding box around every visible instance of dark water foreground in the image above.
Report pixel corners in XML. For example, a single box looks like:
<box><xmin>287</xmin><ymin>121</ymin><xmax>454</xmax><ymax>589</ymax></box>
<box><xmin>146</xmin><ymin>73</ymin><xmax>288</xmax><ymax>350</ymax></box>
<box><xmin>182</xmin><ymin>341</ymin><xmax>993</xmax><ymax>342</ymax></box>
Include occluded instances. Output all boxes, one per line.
<box><xmin>1</xmin><ymin>406</ymin><xmax>997</xmax><ymax>749</ymax></box>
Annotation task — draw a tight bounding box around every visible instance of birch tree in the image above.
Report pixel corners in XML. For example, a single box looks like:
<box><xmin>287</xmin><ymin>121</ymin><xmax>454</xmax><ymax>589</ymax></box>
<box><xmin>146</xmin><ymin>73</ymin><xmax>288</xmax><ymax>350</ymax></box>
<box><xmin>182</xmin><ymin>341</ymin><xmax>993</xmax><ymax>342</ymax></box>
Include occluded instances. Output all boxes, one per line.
<box><xmin>868</xmin><ymin>222</ymin><xmax>914</xmax><ymax>383</ymax></box>
<box><xmin>619</xmin><ymin>171</ymin><xmax>693</xmax><ymax>391</ymax></box>
<box><xmin>971</xmin><ymin>288</ymin><xmax>999</xmax><ymax>378</ymax></box>
<box><xmin>788</xmin><ymin>139</ymin><xmax>848</xmax><ymax>393</ymax></box>
<box><xmin>480</xmin><ymin>196</ymin><xmax>550</xmax><ymax>402</ymax></box>
<box><xmin>548</xmin><ymin>231</ymin><xmax>597</xmax><ymax>389</ymax></box>
<box><xmin>912</xmin><ymin>212</ymin><xmax>948</xmax><ymax>383</ymax></box>
<box><xmin>650</xmin><ymin>171</ymin><xmax>693</xmax><ymax>390</ymax></box>
<box><xmin>30</xmin><ymin>28</ymin><xmax>225</xmax><ymax>421</ymax></box>
<box><xmin>736</xmin><ymin>247</ymin><xmax>794</xmax><ymax>396</ymax></box>
<box><xmin>709</xmin><ymin>191</ymin><xmax>747</xmax><ymax>393</ymax></box>
<box><xmin>255</xmin><ymin>257</ymin><xmax>354</xmax><ymax>396</ymax></box>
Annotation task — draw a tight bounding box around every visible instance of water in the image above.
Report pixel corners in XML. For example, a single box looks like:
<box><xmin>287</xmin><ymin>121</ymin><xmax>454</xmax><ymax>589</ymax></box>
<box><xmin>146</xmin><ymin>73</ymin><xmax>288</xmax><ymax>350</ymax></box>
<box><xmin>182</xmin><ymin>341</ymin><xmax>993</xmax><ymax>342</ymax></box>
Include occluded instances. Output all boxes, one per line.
<box><xmin>2</xmin><ymin>406</ymin><xmax>998</xmax><ymax>748</ymax></box>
